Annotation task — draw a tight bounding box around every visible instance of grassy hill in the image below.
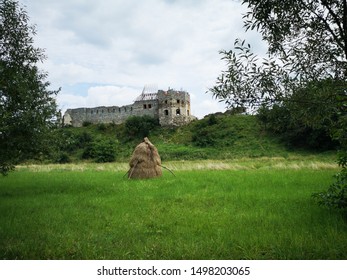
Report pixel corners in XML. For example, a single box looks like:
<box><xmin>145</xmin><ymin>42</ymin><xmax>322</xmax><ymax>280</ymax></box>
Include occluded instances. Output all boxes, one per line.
<box><xmin>52</xmin><ymin>113</ymin><xmax>336</xmax><ymax>164</ymax></box>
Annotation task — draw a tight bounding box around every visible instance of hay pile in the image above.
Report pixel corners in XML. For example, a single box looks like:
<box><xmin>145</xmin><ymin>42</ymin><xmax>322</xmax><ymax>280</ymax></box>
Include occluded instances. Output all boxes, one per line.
<box><xmin>128</xmin><ymin>137</ymin><xmax>162</xmax><ymax>179</ymax></box>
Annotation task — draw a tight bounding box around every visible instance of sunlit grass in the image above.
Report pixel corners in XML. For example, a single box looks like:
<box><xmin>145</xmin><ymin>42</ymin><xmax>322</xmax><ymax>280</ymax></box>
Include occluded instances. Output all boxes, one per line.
<box><xmin>16</xmin><ymin>155</ymin><xmax>338</xmax><ymax>172</ymax></box>
<box><xmin>1</xmin><ymin>160</ymin><xmax>346</xmax><ymax>260</ymax></box>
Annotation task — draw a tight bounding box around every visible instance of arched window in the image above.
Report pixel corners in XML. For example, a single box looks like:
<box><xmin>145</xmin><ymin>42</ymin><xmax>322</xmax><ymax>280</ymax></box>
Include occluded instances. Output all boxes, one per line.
<box><xmin>176</xmin><ymin>109</ymin><xmax>181</xmax><ymax>115</ymax></box>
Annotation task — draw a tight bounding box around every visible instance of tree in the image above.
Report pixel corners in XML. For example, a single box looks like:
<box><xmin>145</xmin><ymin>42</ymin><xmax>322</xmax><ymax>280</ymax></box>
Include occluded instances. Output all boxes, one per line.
<box><xmin>209</xmin><ymin>0</ymin><xmax>347</xmax><ymax>209</ymax></box>
<box><xmin>0</xmin><ymin>0</ymin><xmax>59</xmax><ymax>174</ymax></box>
<box><xmin>210</xmin><ymin>0</ymin><xmax>346</xmax><ymax>108</ymax></box>
<box><xmin>124</xmin><ymin>116</ymin><xmax>160</xmax><ymax>140</ymax></box>
<box><xmin>257</xmin><ymin>79</ymin><xmax>340</xmax><ymax>150</ymax></box>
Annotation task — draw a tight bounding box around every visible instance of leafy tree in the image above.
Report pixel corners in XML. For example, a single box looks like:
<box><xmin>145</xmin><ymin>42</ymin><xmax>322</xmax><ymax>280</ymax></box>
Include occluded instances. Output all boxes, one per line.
<box><xmin>0</xmin><ymin>0</ymin><xmax>59</xmax><ymax>174</ymax></box>
<box><xmin>210</xmin><ymin>0</ymin><xmax>346</xmax><ymax>108</ymax></box>
<box><xmin>82</xmin><ymin>137</ymin><xmax>118</xmax><ymax>163</ymax></box>
<box><xmin>209</xmin><ymin>0</ymin><xmax>347</xmax><ymax>209</ymax></box>
<box><xmin>124</xmin><ymin>115</ymin><xmax>159</xmax><ymax>140</ymax></box>
<box><xmin>257</xmin><ymin>79</ymin><xmax>340</xmax><ymax>150</ymax></box>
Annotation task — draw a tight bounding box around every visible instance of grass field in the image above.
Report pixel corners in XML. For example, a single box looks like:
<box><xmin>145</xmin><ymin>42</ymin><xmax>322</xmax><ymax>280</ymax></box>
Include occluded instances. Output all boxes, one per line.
<box><xmin>1</xmin><ymin>158</ymin><xmax>346</xmax><ymax>260</ymax></box>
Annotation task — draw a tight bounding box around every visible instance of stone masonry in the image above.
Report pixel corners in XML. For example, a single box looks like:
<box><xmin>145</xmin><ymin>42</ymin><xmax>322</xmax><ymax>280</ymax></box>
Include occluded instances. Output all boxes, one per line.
<box><xmin>63</xmin><ymin>88</ymin><xmax>196</xmax><ymax>127</ymax></box>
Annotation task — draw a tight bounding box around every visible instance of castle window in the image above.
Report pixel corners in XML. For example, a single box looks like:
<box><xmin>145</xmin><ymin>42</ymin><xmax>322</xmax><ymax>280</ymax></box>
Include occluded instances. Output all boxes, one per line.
<box><xmin>176</xmin><ymin>109</ymin><xmax>181</xmax><ymax>115</ymax></box>
<box><xmin>177</xmin><ymin>99</ymin><xmax>180</xmax><ymax>104</ymax></box>
<box><xmin>113</xmin><ymin>109</ymin><xmax>115</xmax><ymax>113</ymax></box>
<box><xmin>96</xmin><ymin>110</ymin><xmax>99</xmax><ymax>114</ymax></box>
<box><xmin>131</xmin><ymin>107</ymin><xmax>133</xmax><ymax>111</ymax></box>
<box><xmin>148</xmin><ymin>104</ymin><xmax>152</xmax><ymax>109</ymax></box>
<box><xmin>119</xmin><ymin>108</ymin><xmax>121</xmax><ymax>113</ymax></box>
<box><xmin>164</xmin><ymin>110</ymin><xmax>169</xmax><ymax>116</ymax></box>
<box><xmin>143</xmin><ymin>104</ymin><xmax>147</xmax><ymax>109</ymax></box>
<box><xmin>165</xmin><ymin>100</ymin><xmax>168</xmax><ymax>104</ymax></box>
<box><xmin>91</xmin><ymin>110</ymin><xmax>93</xmax><ymax>114</ymax></box>
<box><xmin>187</xmin><ymin>110</ymin><xmax>190</xmax><ymax>116</ymax></box>
<box><xmin>124</xmin><ymin>107</ymin><xmax>127</xmax><ymax>112</ymax></box>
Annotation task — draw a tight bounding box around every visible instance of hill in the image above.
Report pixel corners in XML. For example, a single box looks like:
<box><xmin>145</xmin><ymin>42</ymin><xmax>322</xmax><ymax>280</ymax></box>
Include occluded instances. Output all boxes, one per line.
<box><xmin>51</xmin><ymin>113</ymin><xmax>335</xmax><ymax>164</ymax></box>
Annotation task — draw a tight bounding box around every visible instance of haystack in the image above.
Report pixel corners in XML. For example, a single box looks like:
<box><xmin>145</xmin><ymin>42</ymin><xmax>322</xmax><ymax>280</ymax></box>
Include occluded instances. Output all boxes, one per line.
<box><xmin>128</xmin><ymin>137</ymin><xmax>162</xmax><ymax>179</ymax></box>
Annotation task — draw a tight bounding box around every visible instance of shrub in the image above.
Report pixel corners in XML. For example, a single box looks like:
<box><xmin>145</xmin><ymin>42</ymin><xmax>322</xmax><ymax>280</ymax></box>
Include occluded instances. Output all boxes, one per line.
<box><xmin>82</xmin><ymin>138</ymin><xmax>118</xmax><ymax>162</ymax></box>
<box><xmin>97</xmin><ymin>123</ymin><xmax>107</xmax><ymax>131</ymax></box>
<box><xmin>124</xmin><ymin>116</ymin><xmax>159</xmax><ymax>140</ymax></box>
<box><xmin>257</xmin><ymin>79</ymin><xmax>343</xmax><ymax>151</ymax></box>
<box><xmin>192</xmin><ymin>128</ymin><xmax>216</xmax><ymax>147</ymax></box>
<box><xmin>313</xmin><ymin>151</ymin><xmax>347</xmax><ymax>210</ymax></box>
<box><xmin>54</xmin><ymin>152</ymin><xmax>71</xmax><ymax>164</ymax></box>
<box><xmin>82</xmin><ymin>121</ymin><xmax>92</xmax><ymax>127</ymax></box>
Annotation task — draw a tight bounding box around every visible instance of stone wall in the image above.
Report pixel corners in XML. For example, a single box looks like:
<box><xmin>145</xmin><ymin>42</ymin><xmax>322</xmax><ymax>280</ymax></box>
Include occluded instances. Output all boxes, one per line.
<box><xmin>63</xmin><ymin>89</ymin><xmax>194</xmax><ymax>127</ymax></box>
<box><xmin>158</xmin><ymin>89</ymin><xmax>195</xmax><ymax>126</ymax></box>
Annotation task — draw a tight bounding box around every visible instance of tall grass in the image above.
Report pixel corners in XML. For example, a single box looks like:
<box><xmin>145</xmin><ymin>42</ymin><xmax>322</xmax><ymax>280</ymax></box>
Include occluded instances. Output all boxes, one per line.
<box><xmin>1</xmin><ymin>161</ymin><xmax>346</xmax><ymax>260</ymax></box>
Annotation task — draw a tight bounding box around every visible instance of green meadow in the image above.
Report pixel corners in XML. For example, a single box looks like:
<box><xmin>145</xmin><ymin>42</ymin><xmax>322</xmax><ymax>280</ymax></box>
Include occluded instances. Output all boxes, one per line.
<box><xmin>1</xmin><ymin>158</ymin><xmax>346</xmax><ymax>260</ymax></box>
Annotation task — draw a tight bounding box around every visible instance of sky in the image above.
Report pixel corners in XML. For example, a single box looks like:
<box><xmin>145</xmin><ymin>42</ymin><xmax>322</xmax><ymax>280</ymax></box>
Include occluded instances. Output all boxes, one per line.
<box><xmin>19</xmin><ymin>0</ymin><xmax>266</xmax><ymax>119</ymax></box>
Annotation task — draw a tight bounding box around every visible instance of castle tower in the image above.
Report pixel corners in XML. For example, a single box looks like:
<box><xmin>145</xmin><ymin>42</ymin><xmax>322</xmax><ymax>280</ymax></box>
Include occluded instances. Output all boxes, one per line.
<box><xmin>157</xmin><ymin>89</ymin><xmax>192</xmax><ymax>126</ymax></box>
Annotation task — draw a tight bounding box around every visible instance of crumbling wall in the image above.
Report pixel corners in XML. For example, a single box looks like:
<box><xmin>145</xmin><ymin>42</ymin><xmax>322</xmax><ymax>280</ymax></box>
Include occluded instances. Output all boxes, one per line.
<box><xmin>63</xmin><ymin>100</ymin><xmax>158</xmax><ymax>127</ymax></box>
<box><xmin>63</xmin><ymin>89</ymin><xmax>194</xmax><ymax>127</ymax></box>
<box><xmin>157</xmin><ymin>89</ymin><xmax>193</xmax><ymax>126</ymax></box>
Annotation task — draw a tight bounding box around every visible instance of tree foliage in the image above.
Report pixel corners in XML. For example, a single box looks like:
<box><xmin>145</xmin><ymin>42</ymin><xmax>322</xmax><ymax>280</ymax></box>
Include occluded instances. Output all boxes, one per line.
<box><xmin>0</xmin><ymin>0</ymin><xmax>59</xmax><ymax>174</ymax></box>
<box><xmin>124</xmin><ymin>115</ymin><xmax>160</xmax><ymax>140</ymax></box>
<box><xmin>257</xmin><ymin>79</ymin><xmax>341</xmax><ymax>150</ymax></box>
<box><xmin>210</xmin><ymin>0</ymin><xmax>346</xmax><ymax>108</ymax></box>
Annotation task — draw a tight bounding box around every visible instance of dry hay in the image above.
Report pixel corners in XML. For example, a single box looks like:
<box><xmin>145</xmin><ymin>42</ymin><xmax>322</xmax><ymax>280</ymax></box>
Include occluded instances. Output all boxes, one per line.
<box><xmin>128</xmin><ymin>137</ymin><xmax>162</xmax><ymax>179</ymax></box>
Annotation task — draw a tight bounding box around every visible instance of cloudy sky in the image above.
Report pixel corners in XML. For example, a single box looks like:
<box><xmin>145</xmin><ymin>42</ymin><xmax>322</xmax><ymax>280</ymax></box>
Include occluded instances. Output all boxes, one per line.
<box><xmin>19</xmin><ymin>0</ymin><xmax>266</xmax><ymax>118</ymax></box>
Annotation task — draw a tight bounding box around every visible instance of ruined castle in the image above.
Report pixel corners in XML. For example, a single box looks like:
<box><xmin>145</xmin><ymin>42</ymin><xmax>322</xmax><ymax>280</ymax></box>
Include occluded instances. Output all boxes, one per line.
<box><xmin>63</xmin><ymin>88</ymin><xmax>196</xmax><ymax>127</ymax></box>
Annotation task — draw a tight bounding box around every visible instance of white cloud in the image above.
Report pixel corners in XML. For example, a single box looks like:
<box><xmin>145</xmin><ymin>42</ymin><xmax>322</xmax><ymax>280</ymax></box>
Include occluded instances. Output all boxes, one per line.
<box><xmin>19</xmin><ymin>0</ymin><xmax>266</xmax><ymax>119</ymax></box>
<box><xmin>86</xmin><ymin>85</ymin><xmax>140</xmax><ymax>107</ymax></box>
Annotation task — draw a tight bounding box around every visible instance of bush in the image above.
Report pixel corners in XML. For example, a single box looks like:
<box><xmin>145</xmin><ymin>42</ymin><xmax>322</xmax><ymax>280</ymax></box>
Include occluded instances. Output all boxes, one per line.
<box><xmin>82</xmin><ymin>121</ymin><xmax>92</xmax><ymax>127</ymax></box>
<box><xmin>124</xmin><ymin>116</ymin><xmax>159</xmax><ymax>140</ymax></box>
<box><xmin>82</xmin><ymin>137</ymin><xmax>118</xmax><ymax>162</ymax></box>
<box><xmin>257</xmin><ymin>80</ymin><xmax>340</xmax><ymax>151</ymax></box>
<box><xmin>192</xmin><ymin>128</ymin><xmax>216</xmax><ymax>147</ymax></box>
<box><xmin>313</xmin><ymin>151</ymin><xmax>347</xmax><ymax>210</ymax></box>
<box><xmin>313</xmin><ymin>169</ymin><xmax>347</xmax><ymax>210</ymax></box>
<box><xmin>54</xmin><ymin>152</ymin><xmax>71</xmax><ymax>164</ymax></box>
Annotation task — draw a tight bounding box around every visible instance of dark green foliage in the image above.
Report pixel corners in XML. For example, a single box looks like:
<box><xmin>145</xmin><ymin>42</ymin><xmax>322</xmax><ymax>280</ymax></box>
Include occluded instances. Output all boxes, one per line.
<box><xmin>192</xmin><ymin>128</ymin><xmax>216</xmax><ymax>147</ymax></box>
<box><xmin>257</xmin><ymin>80</ymin><xmax>341</xmax><ymax>150</ymax></box>
<box><xmin>313</xmin><ymin>140</ymin><xmax>347</xmax><ymax>211</ymax></box>
<box><xmin>124</xmin><ymin>115</ymin><xmax>160</xmax><ymax>140</ymax></box>
<box><xmin>97</xmin><ymin>123</ymin><xmax>107</xmax><ymax>131</ymax></box>
<box><xmin>313</xmin><ymin>167</ymin><xmax>347</xmax><ymax>210</ymax></box>
<box><xmin>82</xmin><ymin>137</ymin><xmax>118</xmax><ymax>163</ymax></box>
<box><xmin>53</xmin><ymin>152</ymin><xmax>71</xmax><ymax>164</ymax></box>
<box><xmin>92</xmin><ymin>139</ymin><xmax>118</xmax><ymax>162</ymax></box>
<box><xmin>0</xmin><ymin>0</ymin><xmax>59</xmax><ymax>174</ymax></box>
<box><xmin>82</xmin><ymin>121</ymin><xmax>92</xmax><ymax>127</ymax></box>
<box><xmin>191</xmin><ymin>115</ymin><xmax>219</xmax><ymax>147</ymax></box>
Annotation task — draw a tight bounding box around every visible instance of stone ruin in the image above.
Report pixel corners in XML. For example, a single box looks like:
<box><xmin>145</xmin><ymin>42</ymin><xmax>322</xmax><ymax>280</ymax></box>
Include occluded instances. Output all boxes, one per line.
<box><xmin>63</xmin><ymin>88</ymin><xmax>196</xmax><ymax>127</ymax></box>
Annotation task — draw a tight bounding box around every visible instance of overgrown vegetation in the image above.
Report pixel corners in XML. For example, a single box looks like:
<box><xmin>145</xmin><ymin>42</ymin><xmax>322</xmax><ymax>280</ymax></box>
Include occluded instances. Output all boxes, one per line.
<box><xmin>257</xmin><ymin>79</ymin><xmax>340</xmax><ymax>150</ymax></box>
<box><xmin>42</xmin><ymin>113</ymin><xmax>336</xmax><ymax>164</ymax></box>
